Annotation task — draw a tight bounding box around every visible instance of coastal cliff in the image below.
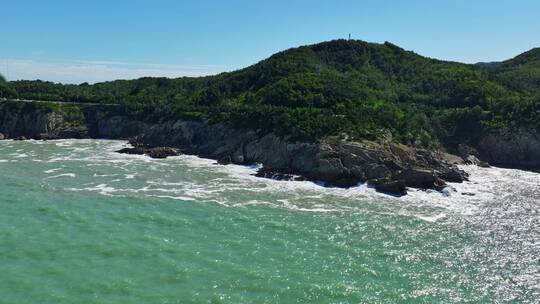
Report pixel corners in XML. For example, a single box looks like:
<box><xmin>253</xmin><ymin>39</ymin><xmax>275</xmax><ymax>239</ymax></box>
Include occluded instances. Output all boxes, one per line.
<box><xmin>128</xmin><ymin>119</ymin><xmax>470</xmax><ymax>195</ymax></box>
<box><xmin>478</xmin><ymin>129</ymin><xmax>540</xmax><ymax>170</ymax></box>
<box><xmin>2</xmin><ymin>100</ymin><xmax>540</xmax><ymax>195</ymax></box>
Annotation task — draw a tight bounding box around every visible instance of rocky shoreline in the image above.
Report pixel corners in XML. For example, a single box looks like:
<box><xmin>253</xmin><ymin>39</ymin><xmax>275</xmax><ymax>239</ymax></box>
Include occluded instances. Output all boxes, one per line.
<box><xmin>1</xmin><ymin>102</ymin><xmax>539</xmax><ymax>196</ymax></box>
<box><xmin>112</xmin><ymin>121</ymin><xmax>470</xmax><ymax>196</ymax></box>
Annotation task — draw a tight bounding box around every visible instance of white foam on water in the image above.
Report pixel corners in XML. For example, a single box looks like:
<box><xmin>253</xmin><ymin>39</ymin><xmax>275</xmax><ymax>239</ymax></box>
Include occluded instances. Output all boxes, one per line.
<box><xmin>174</xmin><ymin>155</ymin><xmax>540</xmax><ymax>221</ymax></box>
<box><xmin>46</xmin><ymin>173</ymin><xmax>76</xmax><ymax>179</ymax></box>
<box><xmin>10</xmin><ymin>153</ymin><xmax>28</xmax><ymax>158</ymax></box>
<box><xmin>414</xmin><ymin>212</ymin><xmax>447</xmax><ymax>223</ymax></box>
<box><xmin>148</xmin><ymin>195</ymin><xmax>197</xmax><ymax>201</ymax></box>
<box><xmin>93</xmin><ymin>173</ymin><xmax>120</xmax><ymax>177</ymax></box>
<box><xmin>47</xmin><ymin>156</ymin><xmax>73</xmax><ymax>163</ymax></box>
<box><xmin>55</xmin><ymin>141</ymin><xmax>74</xmax><ymax>147</ymax></box>
<box><xmin>28</xmin><ymin>139</ymin><xmax>540</xmax><ymax>223</ymax></box>
<box><xmin>44</xmin><ymin>168</ymin><xmax>63</xmax><ymax>174</ymax></box>
<box><xmin>66</xmin><ymin>184</ymin><xmax>118</xmax><ymax>196</ymax></box>
<box><xmin>230</xmin><ymin>200</ymin><xmax>276</xmax><ymax>208</ymax></box>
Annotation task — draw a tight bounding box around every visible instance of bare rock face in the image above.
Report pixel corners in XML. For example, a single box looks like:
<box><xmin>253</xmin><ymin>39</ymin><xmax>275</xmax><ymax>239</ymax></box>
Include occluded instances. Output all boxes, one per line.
<box><xmin>478</xmin><ymin>129</ymin><xmax>540</xmax><ymax>169</ymax></box>
<box><xmin>217</xmin><ymin>155</ymin><xmax>233</xmax><ymax>165</ymax></box>
<box><xmin>116</xmin><ymin>145</ymin><xmax>182</xmax><ymax>159</ymax></box>
<box><xmin>116</xmin><ymin>146</ymin><xmax>146</xmax><ymax>155</ymax></box>
<box><xmin>397</xmin><ymin>168</ymin><xmax>446</xmax><ymax>191</ymax></box>
<box><xmin>457</xmin><ymin>144</ymin><xmax>480</xmax><ymax>158</ymax></box>
<box><xmin>146</xmin><ymin>147</ymin><xmax>182</xmax><ymax>159</ymax></box>
<box><xmin>0</xmin><ymin>102</ymin><xmax>92</xmax><ymax>139</ymax></box>
<box><xmin>439</xmin><ymin>168</ymin><xmax>469</xmax><ymax>182</ymax></box>
<box><xmin>368</xmin><ymin>178</ymin><xmax>407</xmax><ymax>196</ymax></box>
<box><xmin>254</xmin><ymin>166</ymin><xmax>307</xmax><ymax>182</ymax></box>
<box><xmin>457</xmin><ymin>144</ymin><xmax>490</xmax><ymax>167</ymax></box>
<box><xmin>96</xmin><ymin>115</ymin><xmax>147</xmax><ymax>139</ymax></box>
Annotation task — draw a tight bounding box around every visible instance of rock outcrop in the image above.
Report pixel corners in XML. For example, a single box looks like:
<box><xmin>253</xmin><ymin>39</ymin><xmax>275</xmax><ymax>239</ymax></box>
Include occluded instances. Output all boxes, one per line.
<box><xmin>477</xmin><ymin>129</ymin><xmax>540</xmax><ymax>170</ymax></box>
<box><xmin>457</xmin><ymin>144</ymin><xmax>490</xmax><ymax>167</ymax></box>
<box><xmin>368</xmin><ymin>178</ymin><xmax>407</xmax><ymax>196</ymax></box>
<box><xmin>116</xmin><ymin>146</ymin><xmax>182</xmax><ymax>159</ymax></box>
<box><xmin>119</xmin><ymin>120</ymin><xmax>469</xmax><ymax>195</ymax></box>
<box><xmin>254</xmin><ymin>166</ymin><xmax>307</xmax><ymax>182</ymax></box>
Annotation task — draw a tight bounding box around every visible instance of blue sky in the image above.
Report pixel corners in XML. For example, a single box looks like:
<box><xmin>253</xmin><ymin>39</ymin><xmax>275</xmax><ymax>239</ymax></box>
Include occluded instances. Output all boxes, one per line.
<box><xmin>1</xmin><ymin>0</ymin><xmax>539</xmax><ymax>83</ymax></box>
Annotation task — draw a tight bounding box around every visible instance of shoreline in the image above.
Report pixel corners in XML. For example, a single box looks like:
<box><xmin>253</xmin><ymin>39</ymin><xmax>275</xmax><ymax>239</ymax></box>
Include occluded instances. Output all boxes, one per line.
<box><xmin>6</xmin><ymin>137</ymin><xmax>537</xmax><ymax>201</ymax></box>
<box><xmin>3</xmin><ymin>137</ymin><xmax>539</xmax><ymax>208</ymax></box>
<box><xmin>1</xmin><ymin>101</ymin><xmax>539</xmax><ymax>196</ymax></box>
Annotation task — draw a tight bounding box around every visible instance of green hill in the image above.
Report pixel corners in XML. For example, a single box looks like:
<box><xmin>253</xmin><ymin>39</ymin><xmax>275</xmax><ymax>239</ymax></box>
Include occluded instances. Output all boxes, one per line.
<box><xmin>1</xmin><ymin>40</ymin><xmax>539</xmax><ymax>151</ymax></box>
<box><xmin>483</xmin><ymin>47</ymin><xmax>540</xmax><ymax>94</ymax></box>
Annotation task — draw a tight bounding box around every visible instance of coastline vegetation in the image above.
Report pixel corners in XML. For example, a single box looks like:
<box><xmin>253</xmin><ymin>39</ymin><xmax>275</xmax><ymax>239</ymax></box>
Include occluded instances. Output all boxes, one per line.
<box><xmin>1</xmin><ymin>40</ymin><xmax>539</xmax><ymax>151</ymax></box>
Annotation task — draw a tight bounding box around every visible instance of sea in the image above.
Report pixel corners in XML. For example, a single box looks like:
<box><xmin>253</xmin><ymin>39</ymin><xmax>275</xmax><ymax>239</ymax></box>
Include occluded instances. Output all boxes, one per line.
<box><xmin>0</xmin><ymin>139</ymin><xmax>538</xmax><ymax>303</ymax></box>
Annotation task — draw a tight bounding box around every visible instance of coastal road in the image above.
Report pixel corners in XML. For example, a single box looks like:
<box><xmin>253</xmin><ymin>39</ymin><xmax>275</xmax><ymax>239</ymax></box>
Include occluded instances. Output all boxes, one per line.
<box><xmin>0</xmin><ymin>98</ymin><xmax>116</xmax><ymax>106</ymax></box>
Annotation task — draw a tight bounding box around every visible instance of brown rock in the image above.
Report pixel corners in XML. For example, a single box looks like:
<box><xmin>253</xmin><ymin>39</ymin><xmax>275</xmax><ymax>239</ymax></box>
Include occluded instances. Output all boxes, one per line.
<box><xmin>146</xmin><ymin>147</ymin><xmax>182</xmax><ymax>159</ymax></box>
<box><xmin>398</xmin><ymin>168</ymin><xmax>446</xmax><ymax>190</ymax></box>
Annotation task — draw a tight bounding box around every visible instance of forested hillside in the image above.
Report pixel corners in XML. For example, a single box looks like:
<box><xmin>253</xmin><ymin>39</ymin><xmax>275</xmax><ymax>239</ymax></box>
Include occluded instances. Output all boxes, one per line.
<box><xmin>483</xmin><ymin>47</ymin><xmax>540</xmax><ymax>94</ymax></box>
<box><xmin>1</xmin><ymin>40</ymin><xmax>539</xmax><ymax>151</ymax></box>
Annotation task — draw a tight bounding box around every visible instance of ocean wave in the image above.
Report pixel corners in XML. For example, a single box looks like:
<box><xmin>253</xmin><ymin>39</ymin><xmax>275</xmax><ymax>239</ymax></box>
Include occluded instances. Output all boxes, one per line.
<box><xmin>46</xmin><ymin>173</ymin><xmax>76</xmax><ymax>179</ymax></box>
<box><xmin>5</xmin><ymin>139</ymin><xmax>538</xmax><ymax>222</ymax></box>
<box><xmin>44</xmin><ymin>168</ymin><xmax>63</xmax><ymax>173</ymax></box>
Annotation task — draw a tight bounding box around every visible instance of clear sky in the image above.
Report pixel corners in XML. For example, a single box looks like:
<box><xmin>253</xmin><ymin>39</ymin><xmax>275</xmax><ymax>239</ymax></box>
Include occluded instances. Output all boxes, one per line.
<box><xmin>1</xmin><ymin>0</ymin><xmax>539</xmax><ymax>84</ymax></box>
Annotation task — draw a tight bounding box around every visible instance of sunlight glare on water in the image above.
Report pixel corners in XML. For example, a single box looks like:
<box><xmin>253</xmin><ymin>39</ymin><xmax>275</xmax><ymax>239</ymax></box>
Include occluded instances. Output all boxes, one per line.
<box><xmin>0</xmin><ymin>139</ymin><xmax>538</xmax><ymax>303</ymax></box>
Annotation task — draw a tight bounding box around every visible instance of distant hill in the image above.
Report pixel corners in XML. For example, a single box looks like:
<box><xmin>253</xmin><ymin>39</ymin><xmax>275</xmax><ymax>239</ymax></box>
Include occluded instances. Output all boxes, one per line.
<box><xmin>501</xmin><ymin>47</ymin><xmax>540</xmax><ymax>66</ymax></box>
<box><xmin>482</xmin><ymin>47</ymin><xmax>540</xmax><ymax>94</ymax></box>
<box><xmin>475</xmin><ymin>62</ymin><xmax>503</xmax><ymax>68</ymax></box>
<box><xmin>1</xmin><ymin>40</ymin><xmax>539</xmax><ymax>150</ymax></box>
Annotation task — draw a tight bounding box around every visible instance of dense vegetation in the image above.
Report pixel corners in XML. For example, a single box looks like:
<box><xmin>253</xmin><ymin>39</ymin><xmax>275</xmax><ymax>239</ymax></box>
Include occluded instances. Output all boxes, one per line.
<box><xmin>1</xmin><ymin>40</ymin><xmax>539</xmax><ymax>150</ymax></box>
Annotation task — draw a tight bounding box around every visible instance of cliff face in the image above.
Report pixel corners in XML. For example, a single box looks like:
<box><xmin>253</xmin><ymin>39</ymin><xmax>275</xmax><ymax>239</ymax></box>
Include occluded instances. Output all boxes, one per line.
<box><xmin>0</xmin><ymin>102</ymin><xmax>144</xmax><ymax>140</ymax></box>
<box><xmin>0</xmin><ymin>106</ymin><xmax>63</xmax><ymax>138</ymax></box>
<box><xmin>478</xmin><ymin>129</ymin><xmax>540</xmax><ymax>170</ymax></box>
<box><xmin>1</xmin><ymin>102</ymin><xmax>539</xmax><ymax>195</ymax></box>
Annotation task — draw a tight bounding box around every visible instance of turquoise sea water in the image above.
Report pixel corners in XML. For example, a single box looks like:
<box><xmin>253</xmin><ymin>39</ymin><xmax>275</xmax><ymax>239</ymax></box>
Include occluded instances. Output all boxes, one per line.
<box><xmin>0</xmin><ymin>139</ymin><xmax>538</xmax><ymax>303</ymax></box>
